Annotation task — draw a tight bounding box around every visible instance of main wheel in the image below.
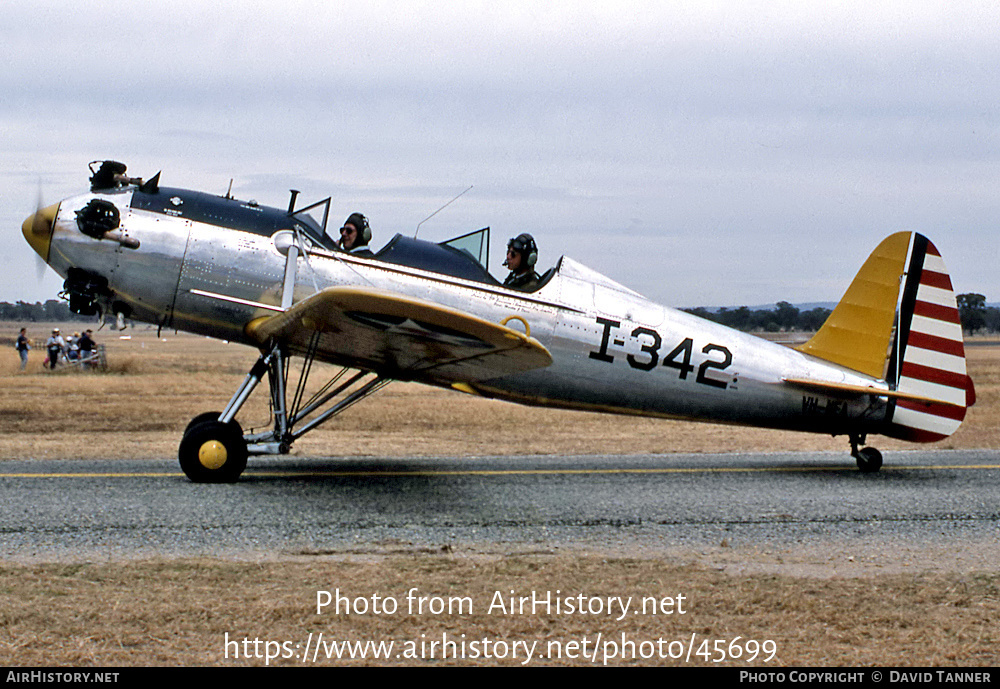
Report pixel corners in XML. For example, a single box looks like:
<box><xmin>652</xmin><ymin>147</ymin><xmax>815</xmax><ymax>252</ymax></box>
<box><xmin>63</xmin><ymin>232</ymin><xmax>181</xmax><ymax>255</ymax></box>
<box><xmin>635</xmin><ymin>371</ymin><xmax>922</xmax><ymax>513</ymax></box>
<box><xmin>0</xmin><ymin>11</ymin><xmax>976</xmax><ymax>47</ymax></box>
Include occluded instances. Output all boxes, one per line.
<box><xmin>178</xmin><ymin>419</ymin><xmax>247</xmax><ymax>483</ymax></box>
<box><xmin>855</xmin><ymin>447</ymin><xmax>883</xmax><ymax>473</ymax></box>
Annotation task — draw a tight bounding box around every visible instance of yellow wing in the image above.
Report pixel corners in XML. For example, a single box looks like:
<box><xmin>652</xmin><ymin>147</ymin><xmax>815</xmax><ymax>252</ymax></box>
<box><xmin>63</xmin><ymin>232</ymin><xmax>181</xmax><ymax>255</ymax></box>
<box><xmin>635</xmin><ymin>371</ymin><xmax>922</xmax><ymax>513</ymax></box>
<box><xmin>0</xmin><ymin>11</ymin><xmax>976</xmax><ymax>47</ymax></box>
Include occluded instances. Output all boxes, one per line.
<box><xmin>245</xmin><ymin>287</ymin><xmax>551</xmax><ymax>384</ymax></box>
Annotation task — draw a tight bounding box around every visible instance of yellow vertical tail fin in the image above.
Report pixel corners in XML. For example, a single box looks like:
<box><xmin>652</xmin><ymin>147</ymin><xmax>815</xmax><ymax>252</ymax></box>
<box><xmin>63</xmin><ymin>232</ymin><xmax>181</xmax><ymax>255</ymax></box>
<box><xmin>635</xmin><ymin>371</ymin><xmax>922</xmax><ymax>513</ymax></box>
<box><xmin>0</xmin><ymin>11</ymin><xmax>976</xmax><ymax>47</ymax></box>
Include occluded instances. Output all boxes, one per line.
<box><xmin>796</xmin><ymin>232</ymin><xmax>909</xmax><ymax>379</ymax></box>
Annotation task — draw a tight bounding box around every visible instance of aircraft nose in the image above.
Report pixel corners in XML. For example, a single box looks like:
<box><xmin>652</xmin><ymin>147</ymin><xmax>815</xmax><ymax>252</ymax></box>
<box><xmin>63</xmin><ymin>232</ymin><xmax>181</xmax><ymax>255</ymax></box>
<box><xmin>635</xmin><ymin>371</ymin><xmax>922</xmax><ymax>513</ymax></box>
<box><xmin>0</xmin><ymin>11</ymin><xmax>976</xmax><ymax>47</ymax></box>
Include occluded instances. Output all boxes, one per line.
<box><xmin>22</xmin><ymin>203</ymin><xmax>59</xmax><ymax>262</ymax></box>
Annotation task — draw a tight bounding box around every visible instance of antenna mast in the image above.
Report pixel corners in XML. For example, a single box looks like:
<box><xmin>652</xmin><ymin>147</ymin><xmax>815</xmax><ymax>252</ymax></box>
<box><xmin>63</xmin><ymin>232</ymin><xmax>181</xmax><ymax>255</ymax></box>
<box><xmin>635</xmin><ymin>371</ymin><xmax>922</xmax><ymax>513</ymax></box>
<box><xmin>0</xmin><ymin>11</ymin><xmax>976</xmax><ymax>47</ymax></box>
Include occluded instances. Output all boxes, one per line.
<box><xmin>415</xmin><ymin>185</ymin><xmax>473</xmax><ymax>238</ymax></box>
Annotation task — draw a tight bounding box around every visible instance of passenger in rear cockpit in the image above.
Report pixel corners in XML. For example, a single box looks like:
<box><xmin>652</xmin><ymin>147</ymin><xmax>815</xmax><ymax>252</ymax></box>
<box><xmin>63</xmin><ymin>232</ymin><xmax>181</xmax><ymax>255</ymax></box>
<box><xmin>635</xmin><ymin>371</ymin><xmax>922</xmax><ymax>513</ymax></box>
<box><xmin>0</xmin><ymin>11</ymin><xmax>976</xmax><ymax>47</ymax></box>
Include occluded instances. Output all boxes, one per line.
<box><xmin>503</xmin><ymin>233</ymin><xmax>541</xmax><ymax>291</ymax></box>
<box><xmin>338</xmin><ymin>213</ymin><xmax>375</xmax><ymax>258</ymax></box>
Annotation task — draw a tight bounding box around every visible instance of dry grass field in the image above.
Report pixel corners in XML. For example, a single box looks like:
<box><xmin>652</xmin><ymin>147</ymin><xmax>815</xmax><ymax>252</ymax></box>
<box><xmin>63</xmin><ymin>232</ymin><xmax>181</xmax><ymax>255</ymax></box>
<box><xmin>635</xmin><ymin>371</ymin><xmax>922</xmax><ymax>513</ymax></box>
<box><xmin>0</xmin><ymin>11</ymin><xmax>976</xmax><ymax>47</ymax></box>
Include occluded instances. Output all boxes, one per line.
<box><xmin>1</xmin><ymin>322</ymin><xmax>998</xmax><ymax>666</ymax></box>
<box><xmin>2</xmin><ymin>558</ymin><xmax>997</xmax><ymax>666</ymax></box>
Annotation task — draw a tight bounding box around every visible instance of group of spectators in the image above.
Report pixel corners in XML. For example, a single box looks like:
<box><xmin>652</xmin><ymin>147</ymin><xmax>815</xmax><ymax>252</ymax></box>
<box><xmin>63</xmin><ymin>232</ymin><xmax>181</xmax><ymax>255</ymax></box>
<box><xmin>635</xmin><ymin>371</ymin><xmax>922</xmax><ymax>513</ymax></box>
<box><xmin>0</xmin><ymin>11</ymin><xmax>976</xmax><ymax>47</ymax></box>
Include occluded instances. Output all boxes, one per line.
<box><xmin>16</xmin><ymin>327</ymin><xmax>98</xmax><ymax>370</ymax></box>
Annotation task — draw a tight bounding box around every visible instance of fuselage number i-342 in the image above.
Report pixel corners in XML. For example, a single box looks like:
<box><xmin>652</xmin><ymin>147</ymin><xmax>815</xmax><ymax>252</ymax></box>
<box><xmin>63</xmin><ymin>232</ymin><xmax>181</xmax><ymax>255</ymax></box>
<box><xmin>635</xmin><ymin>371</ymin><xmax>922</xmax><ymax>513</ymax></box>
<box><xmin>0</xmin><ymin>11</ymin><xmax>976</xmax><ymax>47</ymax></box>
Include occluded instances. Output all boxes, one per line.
<box><xmin>588</xmin><ymin>316</ymin><xmax>735</xmax><ymax>389</ymax></box>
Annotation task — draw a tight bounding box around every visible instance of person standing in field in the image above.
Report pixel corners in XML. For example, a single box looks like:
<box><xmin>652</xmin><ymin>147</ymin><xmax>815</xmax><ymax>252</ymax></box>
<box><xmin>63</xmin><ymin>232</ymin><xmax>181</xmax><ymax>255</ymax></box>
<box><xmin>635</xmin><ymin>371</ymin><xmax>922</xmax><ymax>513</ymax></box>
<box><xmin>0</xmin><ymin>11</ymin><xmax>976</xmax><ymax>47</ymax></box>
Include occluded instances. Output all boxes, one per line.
<box><xmin>45</xmin><ymin>329</ymin><xmax>65</xmax><ymax>369</ymax></box>
<box><xmin>15</xmin><ymin>328</ymin><xmax>30</xmax><ymax>371</ymax></box>
<box><xmin>78</xmin><ymin>329</ymin><xmax>95</xmax><ymax>368</ymax></box>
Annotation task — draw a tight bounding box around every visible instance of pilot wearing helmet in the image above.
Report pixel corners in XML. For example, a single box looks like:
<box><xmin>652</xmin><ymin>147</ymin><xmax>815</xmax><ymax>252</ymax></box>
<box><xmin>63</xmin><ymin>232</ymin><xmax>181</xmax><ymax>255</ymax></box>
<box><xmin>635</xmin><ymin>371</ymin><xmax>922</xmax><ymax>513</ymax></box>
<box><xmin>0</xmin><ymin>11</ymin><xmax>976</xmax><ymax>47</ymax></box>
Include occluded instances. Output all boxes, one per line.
<box><xmin>338</xmin><ymin>212</ymin><xmax>375</xmax><ymax>258</ymax></box>
<box><xmin>503</xmin><ymin>233</ymin><xmax>541</xmax><ymax>291</ymax></box>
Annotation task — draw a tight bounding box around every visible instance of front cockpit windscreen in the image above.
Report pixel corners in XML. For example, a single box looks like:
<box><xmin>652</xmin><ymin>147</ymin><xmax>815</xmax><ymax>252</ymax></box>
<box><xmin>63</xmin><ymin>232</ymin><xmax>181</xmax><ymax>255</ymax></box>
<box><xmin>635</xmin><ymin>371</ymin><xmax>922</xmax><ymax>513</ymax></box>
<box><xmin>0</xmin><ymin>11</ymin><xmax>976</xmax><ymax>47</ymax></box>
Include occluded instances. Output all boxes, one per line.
<box><xmin>374</xmin><ymin>228</ymin><xmax>499</xmax><ymax>285</ymax></box>
<box><xmin>439</xmin><ymin>227</ymin><xmax>489</xmax><ymax>269</ymax></box>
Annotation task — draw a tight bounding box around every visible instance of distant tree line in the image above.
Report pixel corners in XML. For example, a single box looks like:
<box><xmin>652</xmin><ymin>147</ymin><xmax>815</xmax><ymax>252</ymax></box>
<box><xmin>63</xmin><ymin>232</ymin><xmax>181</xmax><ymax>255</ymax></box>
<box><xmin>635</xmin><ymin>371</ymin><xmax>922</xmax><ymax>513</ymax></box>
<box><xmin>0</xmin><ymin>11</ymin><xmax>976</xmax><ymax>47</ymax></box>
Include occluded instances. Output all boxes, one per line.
<box><xmin>955</xmin><ymin>293</ymin><xmax>1000</xmax><ymax>335</ymax></box>
<box><xmin>682</xmin><ymin>301</ymin><xmax>833</xmax><ymax>333</ymax></box>
<box><xmin>685</xmin><ymin>294</ymin><xmax>1000</xmax><ymax>335</ymax></box>
<box><xmin>0</xmin><ymin>300</ymin><xmax>94</xmax><ymax>322</ymax></box>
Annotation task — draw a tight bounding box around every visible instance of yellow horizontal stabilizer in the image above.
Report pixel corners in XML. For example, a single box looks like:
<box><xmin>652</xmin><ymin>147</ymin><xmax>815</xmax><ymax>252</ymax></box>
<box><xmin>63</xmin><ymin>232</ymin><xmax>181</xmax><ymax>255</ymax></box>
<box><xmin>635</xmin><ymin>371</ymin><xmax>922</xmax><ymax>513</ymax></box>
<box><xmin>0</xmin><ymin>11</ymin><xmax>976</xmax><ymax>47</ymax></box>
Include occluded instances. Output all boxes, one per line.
<box><xmin>782</xmin><ymin>377</ymin><xmax>963</xmax><ymax>408</ymax></box>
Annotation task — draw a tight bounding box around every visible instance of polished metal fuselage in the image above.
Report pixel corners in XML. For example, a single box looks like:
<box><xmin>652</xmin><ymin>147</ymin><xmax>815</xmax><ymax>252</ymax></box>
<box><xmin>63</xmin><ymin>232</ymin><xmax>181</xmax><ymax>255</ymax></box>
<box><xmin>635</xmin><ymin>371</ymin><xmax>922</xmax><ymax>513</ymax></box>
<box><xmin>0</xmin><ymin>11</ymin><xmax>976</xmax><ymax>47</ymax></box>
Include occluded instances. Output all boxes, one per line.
<box><xmin>45</xmin><ymin>188</ymin><xmax>890</xmax><ymax>438</ymax></box>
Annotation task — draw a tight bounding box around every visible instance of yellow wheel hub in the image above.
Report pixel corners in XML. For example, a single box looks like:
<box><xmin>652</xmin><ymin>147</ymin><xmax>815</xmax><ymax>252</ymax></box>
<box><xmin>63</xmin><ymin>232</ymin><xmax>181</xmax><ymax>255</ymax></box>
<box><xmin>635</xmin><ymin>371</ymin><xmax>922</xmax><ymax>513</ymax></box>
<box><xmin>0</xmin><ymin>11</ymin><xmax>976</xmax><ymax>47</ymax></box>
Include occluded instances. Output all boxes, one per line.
<box><xmin>198</xmin><ymin>440</ymin><xmax>228</xmax><ymax>470</ymax></box>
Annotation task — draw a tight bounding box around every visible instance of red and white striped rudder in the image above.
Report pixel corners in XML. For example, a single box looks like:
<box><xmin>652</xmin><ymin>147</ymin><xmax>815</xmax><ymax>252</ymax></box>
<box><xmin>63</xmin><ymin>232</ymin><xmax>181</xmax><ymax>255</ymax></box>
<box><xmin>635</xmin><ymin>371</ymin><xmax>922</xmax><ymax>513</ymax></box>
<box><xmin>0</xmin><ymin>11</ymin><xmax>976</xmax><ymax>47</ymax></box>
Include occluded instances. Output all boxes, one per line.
<box><xmin>885</xmin><ymin>234</ymin><xmax>976</xmax><ymax>442</ymax></box>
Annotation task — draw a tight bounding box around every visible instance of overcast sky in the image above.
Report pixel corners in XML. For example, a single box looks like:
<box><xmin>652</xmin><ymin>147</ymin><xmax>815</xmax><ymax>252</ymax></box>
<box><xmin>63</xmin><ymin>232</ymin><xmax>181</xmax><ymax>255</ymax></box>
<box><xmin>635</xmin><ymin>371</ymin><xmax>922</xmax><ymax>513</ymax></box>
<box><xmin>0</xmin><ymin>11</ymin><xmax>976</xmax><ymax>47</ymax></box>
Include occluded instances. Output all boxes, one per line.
<box><xmin>2</xmin><ymin>1</ymin><xmax>998</xmax><ymax>308</ymax></box>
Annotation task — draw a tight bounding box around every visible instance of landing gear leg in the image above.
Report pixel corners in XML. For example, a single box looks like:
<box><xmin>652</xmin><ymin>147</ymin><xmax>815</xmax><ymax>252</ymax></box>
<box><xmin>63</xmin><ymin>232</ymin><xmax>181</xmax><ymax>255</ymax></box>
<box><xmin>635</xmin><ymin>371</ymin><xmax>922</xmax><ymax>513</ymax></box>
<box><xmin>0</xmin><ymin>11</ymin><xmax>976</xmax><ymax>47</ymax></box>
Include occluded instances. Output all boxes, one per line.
<box><xmin>849</xmin><ymin>434</ymin><xmax>883</xmax><ymax>473</ymax></box>
<box><xmin>177</xmin><ymin>340</ymin><xmax>390</xmax><ymax>482</ymax></box>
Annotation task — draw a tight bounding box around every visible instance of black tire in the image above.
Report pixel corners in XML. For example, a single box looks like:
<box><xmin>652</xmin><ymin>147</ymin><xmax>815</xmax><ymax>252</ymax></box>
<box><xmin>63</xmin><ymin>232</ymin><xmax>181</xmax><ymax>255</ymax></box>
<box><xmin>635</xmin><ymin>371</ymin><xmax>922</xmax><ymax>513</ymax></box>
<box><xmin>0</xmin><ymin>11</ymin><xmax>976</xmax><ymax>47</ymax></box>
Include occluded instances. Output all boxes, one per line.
<box><xmin>855</xmin><ymin>447</ymin><xmax>883</xmax><ymax>473</ymax></box>
<box><xmin>178</xmin><ymin>420</ymin><xmax>247</xmax><ymax>483</ymax></box>
<box><xmin>184</xmin><ymin>411</ymin><xmax>224</xmax><ymax>436</ymax></box>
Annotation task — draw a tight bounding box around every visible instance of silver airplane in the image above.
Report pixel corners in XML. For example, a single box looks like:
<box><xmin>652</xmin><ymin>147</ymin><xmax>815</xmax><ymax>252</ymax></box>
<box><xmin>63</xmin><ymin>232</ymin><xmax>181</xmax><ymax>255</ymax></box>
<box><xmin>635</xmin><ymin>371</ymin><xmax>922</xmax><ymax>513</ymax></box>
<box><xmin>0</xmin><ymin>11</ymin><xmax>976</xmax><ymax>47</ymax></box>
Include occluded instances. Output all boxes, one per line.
<box><xmin>22</xmin><ymin>161</ymin><xmax>976</xmax><ymax>482</ymax></box>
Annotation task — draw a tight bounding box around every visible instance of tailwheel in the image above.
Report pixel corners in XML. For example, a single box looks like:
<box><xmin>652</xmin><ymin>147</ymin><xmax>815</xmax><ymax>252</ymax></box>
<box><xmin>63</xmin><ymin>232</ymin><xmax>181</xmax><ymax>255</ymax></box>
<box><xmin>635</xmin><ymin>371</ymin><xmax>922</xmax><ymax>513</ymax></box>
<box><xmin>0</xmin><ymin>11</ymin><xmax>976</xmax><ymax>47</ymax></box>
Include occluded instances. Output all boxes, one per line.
<box><xmin>854</xmin><ymin>446</ymin><xmax>883</xmax><ymax>474</ymax></box>
<box><xmin>179</xmin><ymin>418</ymin><xmax>247</xmax><ymax>483</ymax></box>
<box><xmin>849</xmin><ymin>434</ymin><xmax>883</xmax><ymax>473</ymax></box>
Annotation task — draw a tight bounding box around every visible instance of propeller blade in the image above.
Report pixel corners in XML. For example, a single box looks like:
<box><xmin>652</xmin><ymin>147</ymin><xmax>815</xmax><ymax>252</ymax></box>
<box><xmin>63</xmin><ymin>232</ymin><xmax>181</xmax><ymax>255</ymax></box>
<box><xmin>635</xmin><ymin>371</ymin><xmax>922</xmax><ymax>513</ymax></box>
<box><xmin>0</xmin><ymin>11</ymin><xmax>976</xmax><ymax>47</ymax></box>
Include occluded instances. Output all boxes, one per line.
<box><xmin>35</xmin><ymin>252</ymin><xmax>48</xmax><ymax>282</ymax></box>
<box><xmin>32</xmin><ymin>186</ymin><xmax>48</xmax><ymax>281</ymax></box>
<box><xmin>22</xmin><ymin>187</ymin><xmax>59</xmax><ymax>268</ymax></box>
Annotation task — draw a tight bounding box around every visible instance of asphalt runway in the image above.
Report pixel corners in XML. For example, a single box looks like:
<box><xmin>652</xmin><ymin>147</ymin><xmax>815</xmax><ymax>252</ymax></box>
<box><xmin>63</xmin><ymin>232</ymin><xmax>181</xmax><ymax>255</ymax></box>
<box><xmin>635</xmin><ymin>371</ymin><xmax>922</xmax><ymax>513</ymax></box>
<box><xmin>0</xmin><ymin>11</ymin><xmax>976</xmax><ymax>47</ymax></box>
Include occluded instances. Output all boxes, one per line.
<box><xmin>1</xmin><ymin>450</ymin><xmax>999</xmax><ymax>562</ymax></box>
